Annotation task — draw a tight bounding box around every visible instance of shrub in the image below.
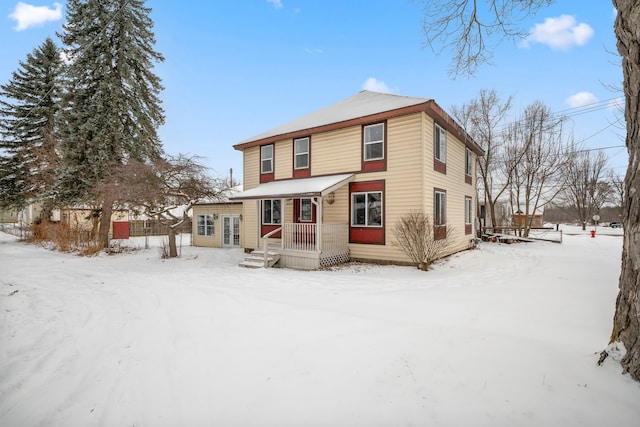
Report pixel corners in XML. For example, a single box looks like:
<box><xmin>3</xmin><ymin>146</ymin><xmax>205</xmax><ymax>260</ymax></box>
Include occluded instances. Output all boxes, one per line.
<box><xmin>392</xmin><ymin>211</ymin><xmax>452</xmax><ymax>271</ymax></box>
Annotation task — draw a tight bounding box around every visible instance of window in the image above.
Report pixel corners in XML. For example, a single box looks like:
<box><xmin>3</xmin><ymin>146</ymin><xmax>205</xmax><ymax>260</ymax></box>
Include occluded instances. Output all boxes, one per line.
<box><xmin>197</xmin><ymin>214</ymin><xmax>214</xmax><ymax>236</ymax></box>
<box><xmin>300</xmin><ymin>198</ymin><xmax>313</xmax><ymax>222</ymax></box>
<box><xmin>434</xmin><ymin>190</ymin><xmax>447</xmax><ymax>240</ymax></box>
<box><xmin>364</xmin><ymin>123</ymin><xmax>384</xmax><ymax>161</ymax></box>
<box><xmin>261</xmin><ymin>144</ymin><xmax>273</xmax><ymax>174</ymax></box>
<box><xmin>294</xmin><ymin>137</ymin><xmax>309</xmax><ymax>170</ymax></box>
<box><xmin>262</xmin><ymin>199</ymin><xmax>282</xmax><ymax>225</ymax></box>
<box><xmin>434</xmin><ymin>124</ymin><xmax>446</xmax><ymax>163</ymax></box>
<box><xmin>434</xmin><ymin>190</ymin><xmax>446</xmax><ymax>226</ymax></box>
<box><xmin>352</xmin><ymin>191</ymin><xmax>382</xmax><ymax>227</ymax></box>
<box><xmin>465</xmin><ymin>197</ymin><xmax>473</xmax><ymax>234</ymax></box>
<box><xmin>465</xmin><ymin>148</ymin><xmax>472</xmax><ymax>176</ymax></box>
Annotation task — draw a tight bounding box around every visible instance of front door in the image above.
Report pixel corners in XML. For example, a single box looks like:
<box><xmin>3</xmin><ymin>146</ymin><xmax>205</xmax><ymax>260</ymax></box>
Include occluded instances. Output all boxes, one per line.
<box><xmin>293</xmin><ymin>198</ymin><xmax>316</xmax><ymax>246</ymax></box>
<box><xmin>222</xmin><ymin>215</ymin><xmax>241</xmax><ymax>247</ymax></box>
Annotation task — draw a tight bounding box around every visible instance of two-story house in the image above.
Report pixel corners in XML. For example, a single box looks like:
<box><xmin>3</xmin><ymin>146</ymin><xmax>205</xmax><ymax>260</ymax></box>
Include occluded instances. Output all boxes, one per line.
<box><xmin>229</xmin><ymin>90</ymin><xmax>483</xmax><ymax>269</ymax></box>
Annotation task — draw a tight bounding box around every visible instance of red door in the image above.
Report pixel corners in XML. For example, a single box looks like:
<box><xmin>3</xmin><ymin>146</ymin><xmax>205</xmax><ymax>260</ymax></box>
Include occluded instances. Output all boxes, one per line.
<box><xmin>293</xmin><ymin>198</ymin><xmax>316</xmax><ymax>246</ymax></box>
<box><xmin>112</xmin><ymin>221</ymin><xmax>129</xmax><ymax>239</ymax></box>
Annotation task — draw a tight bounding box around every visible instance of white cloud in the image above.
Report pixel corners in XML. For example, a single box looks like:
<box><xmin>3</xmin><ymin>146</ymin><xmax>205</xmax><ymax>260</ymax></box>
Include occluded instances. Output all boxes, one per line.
<box><xmin>304</xmin><ymin>48</ymin><xmax>323</xmax><ymax>54</ymax></box>
<box><xmin>266</xmin><ymin>0</ymin><xmax>283</xmax><ymax>9</ymax></box>
<box><xmin>9</xmin><ymin>2</ymin><xmax>63</xmax><ymax>31</ymax></box>
<box><xmin>523</xmin><ymin>15</ymin><xmax>594</xmax><ymax>50</ymax></box>
<box><xmin>362</xmin><ymin>77</ymin><xmax>393</xmax><ymax>94</ymax></box>
<box><xmin>565</xmin><ymin>91</ymin><xmax>598</xmax><ymax>108</ymax></box>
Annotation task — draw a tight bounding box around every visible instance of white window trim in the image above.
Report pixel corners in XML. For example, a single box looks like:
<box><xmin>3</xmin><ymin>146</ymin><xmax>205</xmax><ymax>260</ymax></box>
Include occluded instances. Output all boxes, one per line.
<box><xmin>435</xmin><ymin>124</ymin><xmax>446</xmax><ymax>163</ymax></box>
<box><xmin>351</xmin><ymin>191</ymin><xmax>383</xmax><ymax>227</ymax></box>
<box><xmin>465</xmin><ymin>148</ymin><xmax>472</xmax><ymax>176</ymax></box>
<box><xmin>435</xmin><ymin>190</ymin><xmax>447</xmax><ymax>226</ymax></box>
<box><xmin>262</xmin><ymin>199</ymin><xmax>282</xmax><ymax>225</ymax></box>
<box><xmin>261</xmin><ymin>144</ymin><xmax>273</xmax><ymax>174</ymax></box>
<box><xmin>364</xmin><ymin>123</ymin><xmax>384</xmax><ymax>161</ymax></box>
<box><xmin>465</xmin><ymin>197</ymin><xmax>473</xmax><ymax>225</ymax></box>
<box><xmin>294</xmin><ymin>137</ymin><xmax>309</xmax><ymax>170</ymax></box>
<box><xmin>197</xmin><ymin>214</ymin><xmax>214</xmax><ymax>236</ymax></box>
<box><xmin>300</xmin><ymin>198</ymin><xmax>313</xmax><ymax>222</ymax></box>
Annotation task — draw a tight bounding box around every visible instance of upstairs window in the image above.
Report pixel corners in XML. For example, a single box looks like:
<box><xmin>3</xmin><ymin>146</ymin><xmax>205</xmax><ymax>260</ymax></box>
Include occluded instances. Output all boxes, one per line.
<box><xmin>294</xmin><ymin>137</ymin><xmax>309</xmax><ymax>170</ymax></box>
<box><xmin>434</xmin><ymin>124</ymin><xmax>446</xmax><ymax>163</ymax></box>
<box><xmin>465</xmin><ymin>148</ymin><xmax>472</xmax><ymax>176</ymax></box>
<box><xmin>261</xmin><ymin>144</ymin><xmax>273</xmax><ymax>174</ymax></box>
<box><xmin>364</xmin><ymin>123</ymin><xmax>384</xmax><ymax>161</ymax></box>
<box><xmin>465</xmin><ymin>148</ymin><xmax>473</xmax><ymax>183</ymax></box>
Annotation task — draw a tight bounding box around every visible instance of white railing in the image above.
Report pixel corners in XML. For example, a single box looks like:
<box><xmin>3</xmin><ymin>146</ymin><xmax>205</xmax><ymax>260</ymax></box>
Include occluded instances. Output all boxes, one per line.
<box><xmin>262</xmin><ymin>226</ymin><xmax>282</xmax><ymax>267</ymax></box>
<box><xmin>282</xmin><ymin>223</ymin><xmax>317</xmax><ymax>252</ymax></box>
<box><xmin>281</xmin><ymin>222</ymin><xmax>348</xmax><ymax>254</ymax></box>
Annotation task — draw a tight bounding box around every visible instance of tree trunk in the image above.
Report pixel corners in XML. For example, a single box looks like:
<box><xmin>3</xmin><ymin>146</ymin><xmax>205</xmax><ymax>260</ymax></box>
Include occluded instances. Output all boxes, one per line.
<box><xmin>97</xmin><ymin>197</ymin><xmax>113</xmax><ymax>249</ymax></box>
<box><xmin>610</xmin><ymin>0</ymin><xmax>640</xmax><ymax>381</ymax></box>
<box><xmin>168</xmin><ymin>225</ymin><xmax>178</xmax><ymax>258</ymax></box>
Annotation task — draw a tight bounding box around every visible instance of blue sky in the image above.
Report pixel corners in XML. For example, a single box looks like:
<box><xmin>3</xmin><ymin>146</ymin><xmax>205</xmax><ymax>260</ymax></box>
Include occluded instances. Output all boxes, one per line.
<box><xmin>1</xmin><ymin>1</ymin><xmax>626</xmax><ymax>180</ymax></box>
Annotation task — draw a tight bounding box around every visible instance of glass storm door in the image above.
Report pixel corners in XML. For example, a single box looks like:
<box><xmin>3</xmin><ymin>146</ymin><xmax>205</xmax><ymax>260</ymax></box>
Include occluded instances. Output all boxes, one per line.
<box><xmin>222</xmin><ymin>215</ymin><xmax>241</xmax><ymax>247</ymax></box>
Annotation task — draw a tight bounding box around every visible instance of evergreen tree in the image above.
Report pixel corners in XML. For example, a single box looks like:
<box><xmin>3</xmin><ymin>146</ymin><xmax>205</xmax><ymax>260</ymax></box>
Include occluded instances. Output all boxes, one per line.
<box><xmin>57</xmin><ymin>0</ymin><xmax>165</xmax><ymax>245</ymax></box>
<box><xmin>0</xmin><ymin>37</ymin><xmax>63</xmax><ymax>211</ymax></box>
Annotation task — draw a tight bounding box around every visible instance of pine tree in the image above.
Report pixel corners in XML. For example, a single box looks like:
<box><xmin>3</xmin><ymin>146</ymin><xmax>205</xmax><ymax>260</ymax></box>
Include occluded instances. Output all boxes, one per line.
<box><xmin>0</xmin><ymin>37</ymin><xmax>63</xmax><ymax>211</ymax></box>
<box><xmin>57</xmin><ymin>0</ymin><xmax>165</xmax><ymax>245</ymax></box>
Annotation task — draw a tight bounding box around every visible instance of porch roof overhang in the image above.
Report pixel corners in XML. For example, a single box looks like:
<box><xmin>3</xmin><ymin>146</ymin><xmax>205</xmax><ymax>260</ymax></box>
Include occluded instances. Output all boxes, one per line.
<box><xmin>230</xmin><ymin>173</ymin><xmax>355</xmax><ymax>201</ymax></box>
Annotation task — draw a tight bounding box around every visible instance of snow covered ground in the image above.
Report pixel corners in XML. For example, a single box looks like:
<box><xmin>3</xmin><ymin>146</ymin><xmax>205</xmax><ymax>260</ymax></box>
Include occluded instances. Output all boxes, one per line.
<box><xmin>1</xmin><ymin>225</ymin><xmax>638</xmax><ymax>426</ymax></box>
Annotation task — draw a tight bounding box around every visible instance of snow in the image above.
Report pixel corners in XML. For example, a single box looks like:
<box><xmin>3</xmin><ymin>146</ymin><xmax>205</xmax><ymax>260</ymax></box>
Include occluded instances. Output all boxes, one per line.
<box><xmin>1</xmin><ymin>225</ymin><xmax>638</xmax><ymax>426</ymax></box>
<box><xmin>232</xmin><ymin>173</ymin><xmax>354</xmax><ymax>200</ymax></box>
<box><xmin>236</xmin><ymin>91</ymin><xmax>431</xmax><ymax>146</ymax></box>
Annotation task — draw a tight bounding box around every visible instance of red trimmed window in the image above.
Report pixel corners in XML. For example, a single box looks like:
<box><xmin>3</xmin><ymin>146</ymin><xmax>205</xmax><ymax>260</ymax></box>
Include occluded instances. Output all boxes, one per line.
<box><xmin>260</xmin><ymin>144</ymin><xmax>274</xmax><ymax>183</ymax></box>
<box><xmin>465</xmin><ymin>148</ymin><xmax>473</xmax><ymax>184</ymax></box>
<box><xmin>293</xmin><ymin>137</ymin><xmax>310</xmax><ymax>178</ymax></box>
<box><xmin>362</xmin><ymin>122</ymin><xmax>386</xmax><ymax>172</ymax></box>
<box><xmin>349</xmin><ymin>181</ymin><xmax>384</xmax><ymax>245</ymax></box>
<box><xmin>434</xmin><ymin>124</ymin><xmax>446</xmax><ymax>174</ymax></box>
<box><xmin>434</xmin><ymin>189</ymin><xmax>447</xmax><ymax>240</ymax></box>
<box><xmin>261</xmin><ymin>199</ymin><xmax>281</xmax><ymax>237</ymax></box>
<box><xmin>465</xmin><ymin>196</ymin><xmax>473</xmax><ymax>235</ymax></box>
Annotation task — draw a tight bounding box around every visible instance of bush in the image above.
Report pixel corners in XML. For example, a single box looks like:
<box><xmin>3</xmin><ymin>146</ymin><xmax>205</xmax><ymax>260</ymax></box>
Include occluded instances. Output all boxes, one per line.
<box><xmin>27</xmin><ymin>221</ymin><xmax>96</xmax><ymax>253</ymax></box>
<box><xmin>392</xmin><ymin>211</ymin><xmax>452</xmax><ymax>271</ymax></box>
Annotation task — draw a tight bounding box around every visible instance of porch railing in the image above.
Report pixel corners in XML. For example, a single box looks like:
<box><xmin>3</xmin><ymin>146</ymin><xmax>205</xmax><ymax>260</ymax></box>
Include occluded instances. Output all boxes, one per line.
<box><xmin>281</xmin><ymin>222</ymin><xmax>348</xmax><ymax>253</ymax></box>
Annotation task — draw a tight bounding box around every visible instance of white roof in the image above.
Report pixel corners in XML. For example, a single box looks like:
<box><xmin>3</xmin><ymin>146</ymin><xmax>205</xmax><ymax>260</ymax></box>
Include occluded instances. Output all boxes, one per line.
<box><xmin>237</xmin><ymin>91</ymin><xmax>431</xmax><ymax>145</ymax></box>
<box><xmin>231</xmin><ymin>173</ymin><xmax>355</xmax><ymax>200</ymax></box>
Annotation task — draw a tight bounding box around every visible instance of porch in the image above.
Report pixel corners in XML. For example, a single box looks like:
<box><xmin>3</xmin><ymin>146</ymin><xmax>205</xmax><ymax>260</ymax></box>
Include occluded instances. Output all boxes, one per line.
<box><xmin>232</xmin><ymin>173</ymin><xmax>355</xmax><ymax>270</ymax></box>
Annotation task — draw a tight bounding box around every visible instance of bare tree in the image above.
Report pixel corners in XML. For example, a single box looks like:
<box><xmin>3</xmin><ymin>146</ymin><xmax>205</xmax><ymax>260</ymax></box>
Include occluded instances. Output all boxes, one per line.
<box><xmin>504</xmin><ymin>101</ymin><xmax>569</xmax><ymax>236</ymax></box>
<box><xmin>452</xmin><ymin>89</ymin><xmax>513</xmax><ymax>230</ymax></box>
<box><xmin>419</xmin><ymin>0</ymin><xmax>553</xmax><ymax>76</ymax></box>
<box><xmin>419</xmin><ymin>0</ymin><xmax>640</xmax><ymax>381</ymax></box>
<box><xmin>608</xmin><ymin>169</ymin><xmax>624</xmax><ymax>210</ymax></box>
<box><xmin>392</xmin><ymin>211</ymin><xmax>453</xmax><ymax>271</ymax></box>
<box><xmin>96</xmin><ymin>155</ymin><xmax>229</xmax><ymax>257</ymax></box>
<box><xmin>563</xmin><ymin>150</ymin><xmax>611</xmax><ymax>229</ymax></box>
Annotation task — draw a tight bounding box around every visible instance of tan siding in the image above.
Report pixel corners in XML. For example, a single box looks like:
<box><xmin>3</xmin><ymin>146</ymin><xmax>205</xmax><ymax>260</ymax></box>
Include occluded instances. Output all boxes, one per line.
<box><xmin>321</xmin><ymin>185</ymin><xmax>349</xmax><ymax>224</ymax></box>
<box><xmin>237</xmin><ymin>106</ymin><xmax>479</xmax><ymax>264</ymax></box>
<box><xmin>424</xmin><ymin>114</ymin><xmax>476</xmax><ymax>255</ymax></box>
<box><xmin>312</xmin><ymin>127</ymin><xmax>362</xmax><ymax>175</ymax></box>
<box><xmin>349</xmin><ymin>113</ymin><xmax>425</xmax><ymax>264</ymax></box>
<box><xmin>274</xmin><ymin>139</ymin><xmax>293</xmax><ymax>180</ymax></box>
<box><xmin>242</xmin><ymin>199</ymin><xmax>260</xmax><ymax>250</ymax></box>
<box><xmin>244</xmin><ymin>146</ymin><xmax>260</xmax><ymax>190</ymax></box>
<box><xmin>192</xmin><ymin>204</ymin><xmax>243</xmax><ymax>248</ymax></box>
